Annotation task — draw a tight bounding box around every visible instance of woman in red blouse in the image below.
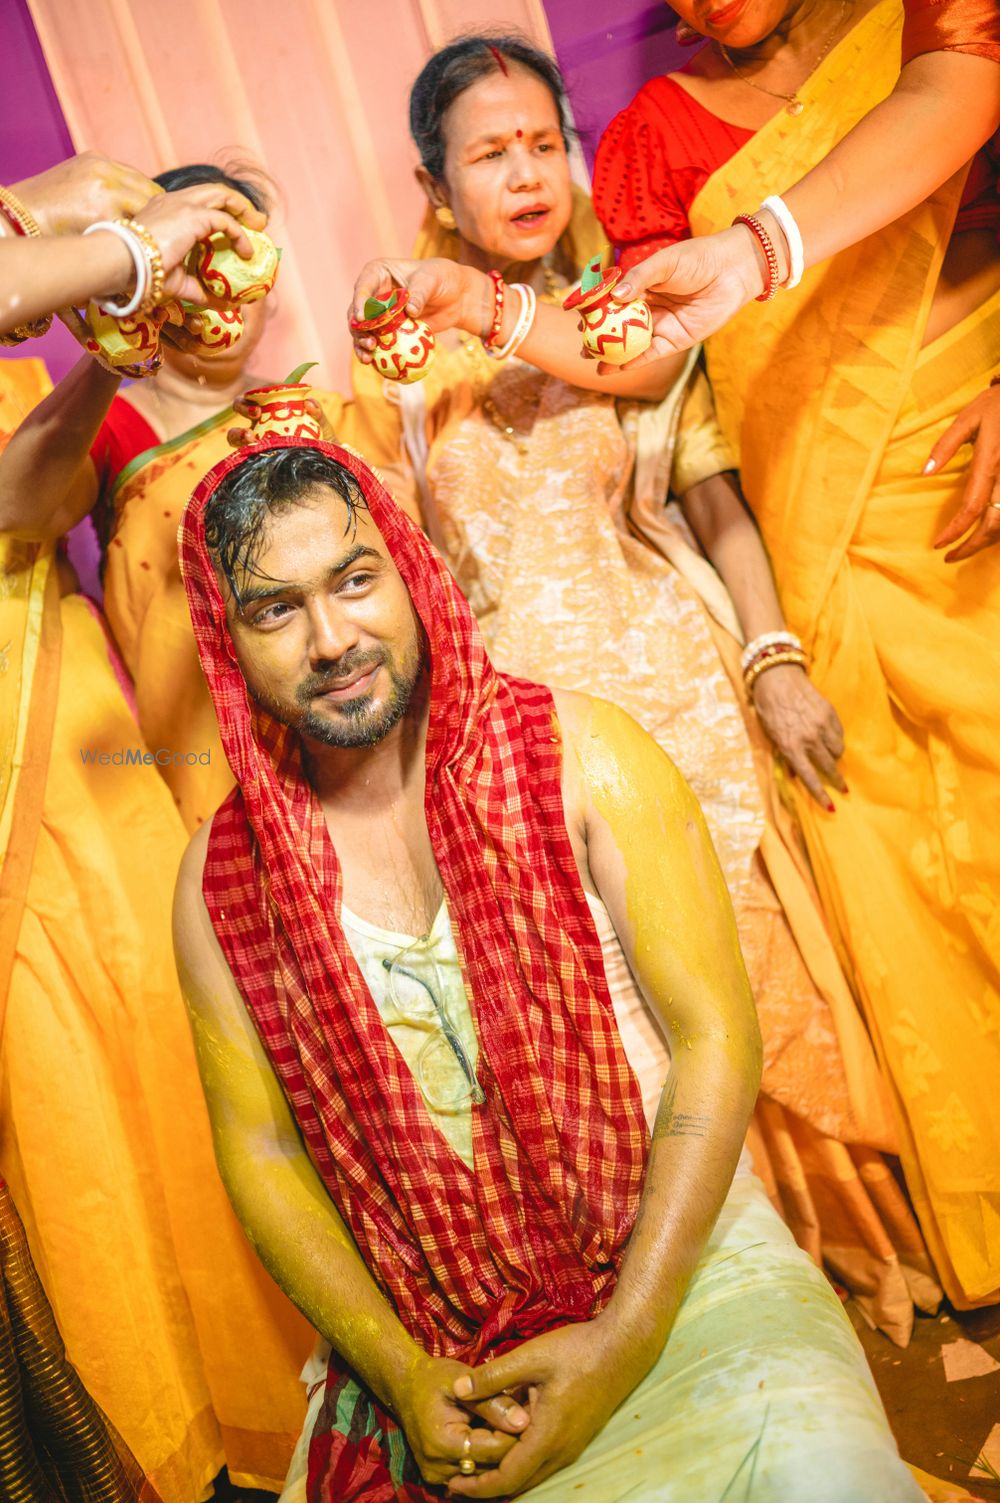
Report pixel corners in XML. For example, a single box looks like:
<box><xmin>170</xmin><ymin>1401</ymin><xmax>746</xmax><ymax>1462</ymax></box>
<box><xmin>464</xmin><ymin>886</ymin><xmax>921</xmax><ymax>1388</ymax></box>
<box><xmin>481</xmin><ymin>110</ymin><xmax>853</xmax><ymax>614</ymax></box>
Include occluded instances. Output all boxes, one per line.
<box><xmin>595</xmin><ymin>1</ymin><xmax>1000</xmax><ymax>561</ymax></box>
<box><xmin>591</xmin><ymin>0</ymin><xmax>1000</xmax><ymax>1313</ymax></box>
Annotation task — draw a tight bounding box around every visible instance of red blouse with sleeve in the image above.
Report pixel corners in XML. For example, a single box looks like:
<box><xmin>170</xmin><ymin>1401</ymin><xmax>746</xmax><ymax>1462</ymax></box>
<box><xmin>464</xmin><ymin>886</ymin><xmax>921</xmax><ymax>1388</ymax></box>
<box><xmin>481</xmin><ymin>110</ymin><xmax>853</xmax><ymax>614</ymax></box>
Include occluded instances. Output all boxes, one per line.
<box><xmin>593</xmin><ymin>64</ymin><xmax>999</xmax><ymax>271</ymax></box>
<box><xmin>88</xmin><ymin>394</ymin><xmax>160</xmax><ymax>551</ymax></box>
<box><xmin>592</xmin><ymin>75</ymin><xmax>752</xmax><ymax>271</ymax></box>
<box><xmin>89</xmin><ymin>394</ymin><xmax>160</xmax><ymax>490</ymax></box>
<box><xmin>902</xmin><ymin>0</ymin><xmax>1000</xmax><ymax>63</ymax></box>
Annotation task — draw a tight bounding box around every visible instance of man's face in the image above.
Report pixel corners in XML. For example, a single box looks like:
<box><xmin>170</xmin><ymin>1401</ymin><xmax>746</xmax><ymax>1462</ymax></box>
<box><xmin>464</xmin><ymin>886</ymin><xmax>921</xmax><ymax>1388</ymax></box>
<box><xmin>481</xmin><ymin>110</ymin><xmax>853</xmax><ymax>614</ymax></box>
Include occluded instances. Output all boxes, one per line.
<box><xmin>224</xmin><ymin>484</ymin><xmax>425</xmax><ymax>748</ymax></box>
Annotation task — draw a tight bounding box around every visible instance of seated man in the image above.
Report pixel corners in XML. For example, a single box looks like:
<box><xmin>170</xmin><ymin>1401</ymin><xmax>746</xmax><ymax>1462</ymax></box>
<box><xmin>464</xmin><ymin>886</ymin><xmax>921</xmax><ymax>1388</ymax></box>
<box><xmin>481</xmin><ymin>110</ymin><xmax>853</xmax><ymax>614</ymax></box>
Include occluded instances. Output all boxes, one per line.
<box><xmin>172</xmin><ymin>436</ymin><xmax>920</xmax><ymax>1503</ymax></box>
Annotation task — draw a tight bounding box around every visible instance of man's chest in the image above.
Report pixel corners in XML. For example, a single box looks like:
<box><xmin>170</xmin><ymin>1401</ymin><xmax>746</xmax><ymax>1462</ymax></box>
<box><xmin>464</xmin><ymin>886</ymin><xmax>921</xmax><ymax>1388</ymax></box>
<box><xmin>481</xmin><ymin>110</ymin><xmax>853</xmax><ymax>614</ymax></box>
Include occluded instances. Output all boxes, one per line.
<box><xmin>328</xmin><ymin>809</ymin><xmax>444</xmax><ymax>938</ymax></box>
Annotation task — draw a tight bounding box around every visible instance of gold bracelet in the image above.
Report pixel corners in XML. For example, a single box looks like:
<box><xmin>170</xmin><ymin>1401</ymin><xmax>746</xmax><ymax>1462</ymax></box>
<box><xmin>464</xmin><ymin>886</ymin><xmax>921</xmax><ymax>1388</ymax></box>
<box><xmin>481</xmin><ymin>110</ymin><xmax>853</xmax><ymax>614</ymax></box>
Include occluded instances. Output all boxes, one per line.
<box><xmin>0</xmin><ymin>184</ymin><xmax>43</xmax><ymax>239</ymax></box>
<box><xmin>0</xmin><ymin>184</ymin><xmax>54</xmax><ymax>344</ymax></box>
<box><xmin>119</xmin><ymin>217</ymin><xmax>165</xmax><ymax>314</ymax></box>
<box><xmin>744</xmin><ymin>649</ymin><xmax>808</xmax><ymax>696</ymax></box>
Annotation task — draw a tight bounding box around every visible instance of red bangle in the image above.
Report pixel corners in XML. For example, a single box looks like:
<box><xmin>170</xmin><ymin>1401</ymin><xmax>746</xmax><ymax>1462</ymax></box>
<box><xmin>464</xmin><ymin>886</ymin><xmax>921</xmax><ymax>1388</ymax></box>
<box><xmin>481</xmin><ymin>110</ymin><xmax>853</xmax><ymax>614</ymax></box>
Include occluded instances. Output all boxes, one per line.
<box><xmin>483</xmin><ymin>269</ymin><xmax>506</xmax><ymax>349</ymax></box>
<box><xmin>733</xmin><ymin>213</ymin><xmax>779</xmax><ymax>303</ymax></box>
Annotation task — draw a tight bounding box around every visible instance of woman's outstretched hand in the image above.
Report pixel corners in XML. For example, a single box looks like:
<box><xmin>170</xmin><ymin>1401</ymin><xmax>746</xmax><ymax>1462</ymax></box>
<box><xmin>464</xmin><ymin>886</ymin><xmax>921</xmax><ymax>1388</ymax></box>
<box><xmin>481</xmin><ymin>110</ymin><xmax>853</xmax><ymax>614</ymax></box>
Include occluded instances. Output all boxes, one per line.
<box><xmin>597</xmin><ymin>227</ymin><xmax>765</xmax><ymax>374</ymax></box>
<box><xmin>136</xmin><ymin>183</ymin><xmax>267</xmax><ymax>305</ymax></box>
<box><xmin>348</xmin><ymin>258</ymin><xmax>484</xmax><ymax>359</ymax></box>
<box><xmin>929</xmin><ymin>382</ymin><xmax>1000</xmax><ymax>563</ymax></box>
<box><xmin>12</xmin><ymin>152</ymin><xmax>159</xmax><ymax>236</ymax></box>
<box><xmin>751</xmin><ymin>664</ymin><xmax>847</xmax><ymax>813</ymax></box>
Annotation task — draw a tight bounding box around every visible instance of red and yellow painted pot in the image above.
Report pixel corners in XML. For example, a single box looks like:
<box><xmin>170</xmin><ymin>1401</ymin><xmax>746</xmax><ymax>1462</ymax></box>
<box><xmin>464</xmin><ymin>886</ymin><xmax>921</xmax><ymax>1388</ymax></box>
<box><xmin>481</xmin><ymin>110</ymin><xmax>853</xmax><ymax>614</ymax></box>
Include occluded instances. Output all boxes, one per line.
<box><xmin>563</xmin><ymin>258</ymin><xmax>652</xmax><ymax>366</ymax></box>
<box><xmin>182</xmin><ymin>302</ymin><xmax>245</xmax><ymax>353</ymax></box>
<box><xmin>83</xmin><ymin>301</ymin><xmax>169</xmax><ymax>371</ymax></box>
<box><xmin>188</xmin><ymin>226</ymin><xmax>280</xmax><ymax>304</ymax></box>
<box><xmin>241</xmin><ymin>375</ymin><xmax>322</xmax><ymax>441</ymax></box>
<box><xmin>350</xmin><ymin>289</ymin><xmax>434</xmax><ymax>384</ymax></box>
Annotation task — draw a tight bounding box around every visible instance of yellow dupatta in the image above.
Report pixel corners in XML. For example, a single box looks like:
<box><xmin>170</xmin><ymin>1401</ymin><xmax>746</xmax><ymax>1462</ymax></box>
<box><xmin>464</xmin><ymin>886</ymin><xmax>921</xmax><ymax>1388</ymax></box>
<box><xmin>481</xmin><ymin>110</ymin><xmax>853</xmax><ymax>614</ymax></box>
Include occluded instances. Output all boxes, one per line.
<box><xmin>101</xmin><ymin>390</ymin><xmax>346</xmax><ymax>832</ymax></box>
<box><xmin>689</xmin><ymin>0</ymin><xmax>1000</xmax><ymax>1305</ymax></box>
<box><xmin>0</xmin><ymin>359</ymin><xmax>58</xmax><ymax>1041</ymax></box>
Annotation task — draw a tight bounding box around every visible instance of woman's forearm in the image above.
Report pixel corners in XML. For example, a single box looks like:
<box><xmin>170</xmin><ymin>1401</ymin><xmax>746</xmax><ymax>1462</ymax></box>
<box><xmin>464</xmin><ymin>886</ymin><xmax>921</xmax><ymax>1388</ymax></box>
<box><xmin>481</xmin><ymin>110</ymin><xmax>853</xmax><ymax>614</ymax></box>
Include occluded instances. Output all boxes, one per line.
<box><xmin>0</xmin><ymin>231</ymin><xmax>133</xmax><ymax>335</ymax></box>
<box><xmin>781</xmin><ymin>52</ymin><xmax>1000</xmax><ymax>268</ymax></box>
<box><xmin>0</xmin><ymin>355</ymin><xmax>119</xmax><ymax>539</ymax></box>
<box><xmin>457</xmin><ymin>264</ymin><xmax>685</xmax><ymax>401</ymax></box>
<box><xmin>680</xmin><ymin>471</ymin><xmax>787</xmax><ymax>639</ymax></box>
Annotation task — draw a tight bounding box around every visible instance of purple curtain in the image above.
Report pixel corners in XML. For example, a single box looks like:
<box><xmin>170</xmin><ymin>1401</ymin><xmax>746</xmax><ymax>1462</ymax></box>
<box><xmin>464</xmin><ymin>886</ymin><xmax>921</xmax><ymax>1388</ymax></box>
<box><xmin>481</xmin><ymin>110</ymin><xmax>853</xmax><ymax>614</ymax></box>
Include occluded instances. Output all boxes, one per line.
<box><xmin>0</xmin><ymin>0</ymin><xmax>82</xmax><ymax>382</ymax></box>
<box><xmin>544</xmin><ymin>2</ymin><xmax>684</xmax><ymax>170</ymax></box>
<box><xmin>0</xmin><ymin>0</ymin><xmax>103</xmax><ymax>595</ymax></box>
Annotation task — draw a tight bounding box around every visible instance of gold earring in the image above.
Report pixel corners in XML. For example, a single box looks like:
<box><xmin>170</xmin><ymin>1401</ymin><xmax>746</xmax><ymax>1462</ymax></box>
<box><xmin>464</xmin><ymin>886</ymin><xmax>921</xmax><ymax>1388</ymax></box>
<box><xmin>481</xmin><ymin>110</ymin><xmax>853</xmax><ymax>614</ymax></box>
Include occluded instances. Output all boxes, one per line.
<box><xmin>434</xmin><ymin>205</ymin><xmax>457</xmax><ymax>231</ymax></box>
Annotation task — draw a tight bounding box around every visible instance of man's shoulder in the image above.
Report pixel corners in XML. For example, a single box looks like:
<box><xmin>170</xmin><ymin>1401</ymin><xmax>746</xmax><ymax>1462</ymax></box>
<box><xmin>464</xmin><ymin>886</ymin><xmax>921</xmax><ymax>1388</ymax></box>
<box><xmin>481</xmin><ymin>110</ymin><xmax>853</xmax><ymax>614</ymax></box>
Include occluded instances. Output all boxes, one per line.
<box><xmin>552</xmin><ymin>688</ymin><xmax>646</xmax><ymax>763</ymax></box>
<box><xmin>554</xmin><ymin>689</ymin><xmax>688</xmax><ymax>818</ymax></box>
<box><xmin>176</xmin><ymin>817</ymin><xmax>212</xmax><ymax>899</ymax></box>
<box><xmin>173</xmin><ymin>820</ymin><xmax>216</xmax><ymax>982</ymax></box>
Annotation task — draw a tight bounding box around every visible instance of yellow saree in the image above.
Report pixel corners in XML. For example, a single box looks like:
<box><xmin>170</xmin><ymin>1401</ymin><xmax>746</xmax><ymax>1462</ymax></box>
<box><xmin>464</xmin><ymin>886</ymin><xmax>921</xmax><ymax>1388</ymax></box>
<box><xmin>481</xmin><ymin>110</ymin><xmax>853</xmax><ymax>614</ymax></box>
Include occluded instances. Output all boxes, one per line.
<box><xmin>0</xmin><ymin>358</ymin><xmax>312</xmax><ymax>1499</ymax></box>
<box><xmin>101</xmin><ymin>390</ymin><xmax>346</xmax><ymax>832</ymax></box>
<box><xmin>691</xmin><ymin>0</ymin><xmax>1000</xmax><ymax>1305</ymax></box>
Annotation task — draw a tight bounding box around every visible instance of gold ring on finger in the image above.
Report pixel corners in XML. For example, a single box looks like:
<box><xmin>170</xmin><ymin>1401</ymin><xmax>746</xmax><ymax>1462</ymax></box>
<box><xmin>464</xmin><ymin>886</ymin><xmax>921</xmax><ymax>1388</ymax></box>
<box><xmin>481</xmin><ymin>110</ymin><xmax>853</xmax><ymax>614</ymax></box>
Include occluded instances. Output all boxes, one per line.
<box><xmin>988</xmin><ymin>500</ymin><xmax>1000</xmax><ymax>511</ymax></box>
<box><xmin>459</xmin><ymin>1433</ymin><xmax>476</xmax><ymax>1475</ymax></box>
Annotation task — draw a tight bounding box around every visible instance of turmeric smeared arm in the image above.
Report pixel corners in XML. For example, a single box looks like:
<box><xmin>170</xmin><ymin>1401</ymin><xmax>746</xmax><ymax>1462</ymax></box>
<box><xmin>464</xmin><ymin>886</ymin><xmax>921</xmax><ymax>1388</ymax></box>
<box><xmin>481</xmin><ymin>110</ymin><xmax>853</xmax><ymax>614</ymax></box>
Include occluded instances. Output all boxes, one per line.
<box><xmin>450</xmin><ymin>692</ymin><xmax>762</xmax><ymax>1500</ymax></box>
<box><xmin>171</xmin><ymin>827</ymin><xmax>528</xmax><ymax>1487</ymax></box>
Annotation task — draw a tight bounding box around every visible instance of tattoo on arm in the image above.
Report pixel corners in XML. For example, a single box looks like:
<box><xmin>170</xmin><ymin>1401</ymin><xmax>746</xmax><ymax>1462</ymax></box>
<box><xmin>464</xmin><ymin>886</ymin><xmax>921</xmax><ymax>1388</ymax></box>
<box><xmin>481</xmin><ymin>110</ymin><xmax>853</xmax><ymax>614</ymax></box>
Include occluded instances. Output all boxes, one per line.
<box><xmin>653</xmin><ymin>1075</ymin><xmax>711</xmax><ymax>1141</ymax></box>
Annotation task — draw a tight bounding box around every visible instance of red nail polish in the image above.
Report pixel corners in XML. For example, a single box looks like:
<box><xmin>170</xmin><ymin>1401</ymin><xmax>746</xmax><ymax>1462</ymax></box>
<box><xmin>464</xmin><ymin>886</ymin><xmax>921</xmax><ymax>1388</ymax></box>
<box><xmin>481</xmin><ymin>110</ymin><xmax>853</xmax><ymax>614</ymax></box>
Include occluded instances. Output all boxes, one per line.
<box><xmin>825</xmin><ymin>801</ymin><xmax>836</xmax><ymax>814</ymax></box>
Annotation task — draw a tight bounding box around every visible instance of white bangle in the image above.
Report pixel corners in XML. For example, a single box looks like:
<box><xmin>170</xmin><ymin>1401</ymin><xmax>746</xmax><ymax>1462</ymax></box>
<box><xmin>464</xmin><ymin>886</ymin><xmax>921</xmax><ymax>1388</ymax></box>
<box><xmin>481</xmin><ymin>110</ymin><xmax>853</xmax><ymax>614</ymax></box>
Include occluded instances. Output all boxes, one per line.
<box><xmin>483</xmin><ymin>282</ymin><xmax>536</xmax><ymax>361</ymax></box>
<box><xmin>84</xmin><ymin>220</ymin><xmax>148</xmax><ymax>318</ymax></box>
<box><xmin>740</xmin><ymin>629</ymin><xmax>803</xmax><ymax>673</ymax></box>
<box><xmin>760</xmin><ymin>195</ymin><xmax>804</xmax><ymax>290</ymax></box>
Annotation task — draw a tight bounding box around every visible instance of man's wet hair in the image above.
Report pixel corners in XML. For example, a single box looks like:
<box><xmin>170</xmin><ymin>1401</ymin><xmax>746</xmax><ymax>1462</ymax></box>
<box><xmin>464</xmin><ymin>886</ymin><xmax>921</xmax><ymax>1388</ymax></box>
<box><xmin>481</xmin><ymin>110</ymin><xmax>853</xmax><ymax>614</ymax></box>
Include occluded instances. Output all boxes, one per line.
<box><xmin>204</xmin><ymin>447</ymin><xmax>367</xmax><ymax>606</ymax></box>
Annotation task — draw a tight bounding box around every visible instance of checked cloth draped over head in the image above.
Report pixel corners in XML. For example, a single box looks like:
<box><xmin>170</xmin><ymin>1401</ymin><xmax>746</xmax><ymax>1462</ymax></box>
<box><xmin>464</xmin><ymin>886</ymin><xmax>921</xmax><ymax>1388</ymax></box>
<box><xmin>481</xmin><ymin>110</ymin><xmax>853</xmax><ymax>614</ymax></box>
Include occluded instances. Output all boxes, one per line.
<box><xmin>178</xmin><ymin>437</ymin><xmax>650</xmax><ymax>1502</ymax></box>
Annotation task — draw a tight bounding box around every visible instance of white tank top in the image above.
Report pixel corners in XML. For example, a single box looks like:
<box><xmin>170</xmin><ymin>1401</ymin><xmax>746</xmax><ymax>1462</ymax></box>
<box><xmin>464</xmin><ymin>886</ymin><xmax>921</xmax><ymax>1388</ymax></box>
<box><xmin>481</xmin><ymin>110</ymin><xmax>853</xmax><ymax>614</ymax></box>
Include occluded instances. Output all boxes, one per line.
<box><xmin>341</xmin><ymin>889</ymin><xmax>673</xmax><ymax>1169</ymax></box>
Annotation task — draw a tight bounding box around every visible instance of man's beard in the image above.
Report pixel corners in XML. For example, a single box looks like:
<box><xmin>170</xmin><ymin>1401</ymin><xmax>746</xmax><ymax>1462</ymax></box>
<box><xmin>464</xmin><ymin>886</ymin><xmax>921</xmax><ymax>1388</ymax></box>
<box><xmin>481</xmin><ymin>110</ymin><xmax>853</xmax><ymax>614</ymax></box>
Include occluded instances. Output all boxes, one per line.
<box><xmin>257</xmin><ymin>638</ymin><xmax>426</xmax><ymax>749</ymax></box>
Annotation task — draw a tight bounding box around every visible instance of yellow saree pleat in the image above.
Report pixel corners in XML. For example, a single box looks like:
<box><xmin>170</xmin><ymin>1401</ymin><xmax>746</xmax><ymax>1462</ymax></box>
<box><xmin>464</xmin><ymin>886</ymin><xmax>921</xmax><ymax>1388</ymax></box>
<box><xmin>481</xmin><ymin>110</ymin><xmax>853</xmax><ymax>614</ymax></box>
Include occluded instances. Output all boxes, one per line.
<box><xmin>690</xmin><ymin>0</ymin><xmax>1000</xmax><ymax>1305</ymax></box>
<box><xmin>1</xmin><ymin>358</ymin><xmax>311</xmax><ymax>1499</ymax></box>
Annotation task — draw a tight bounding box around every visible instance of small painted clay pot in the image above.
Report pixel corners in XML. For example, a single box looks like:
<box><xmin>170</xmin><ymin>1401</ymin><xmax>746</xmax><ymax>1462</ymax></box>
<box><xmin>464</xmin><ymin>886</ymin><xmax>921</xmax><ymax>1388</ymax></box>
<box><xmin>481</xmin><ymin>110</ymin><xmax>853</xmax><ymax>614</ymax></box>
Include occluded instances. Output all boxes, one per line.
<box><xmin>182</xmin><ymin>302</ymin><xmax>245</xmax><ymax>353</ymax></box>
<box><xmin>188</xmin><ymin>226</ymin><xmax>280</xmax><ymax>304</ymax></box>
<box><xmin>84</xmin><ymin>301</ymin><xmax>168</xmax><ymax>369</ymax></box>
<box><xmin>350</xmin><ymin>289</ymin><xmax>434</xmax><ymax>384</ymax></box>
<box><xmin>241</xmin><ymin>382</ymin><xmax>322</xmax><ymax>441</ymax></box>
<box><xmin>563</xmin><ymin>265</ymin><xmax>653</xmax><ymax>366</ymax></box>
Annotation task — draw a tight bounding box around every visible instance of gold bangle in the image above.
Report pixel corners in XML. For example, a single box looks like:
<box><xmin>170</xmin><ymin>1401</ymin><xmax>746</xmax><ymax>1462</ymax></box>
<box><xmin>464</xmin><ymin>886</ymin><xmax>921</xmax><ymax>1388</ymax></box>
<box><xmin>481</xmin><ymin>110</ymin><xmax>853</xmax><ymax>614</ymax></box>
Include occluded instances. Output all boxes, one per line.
<box><xmin>118</xmin><ymin>217</ymin><xmax>165</xmax><ymax>314</ymax></box>
<box><xmin>744</xmin><ymin>649</ymin><xmax>807</xmax><ymax>695</ymax></box>
<box><xmin>0</xmin><ymin>184</ymin><xmax>43</xmax><ymax>238</ymax></box>
<box><xmin>0</xmin><ymin>185</ymin><xmax>53</xmax><ymax>343</ymax></box>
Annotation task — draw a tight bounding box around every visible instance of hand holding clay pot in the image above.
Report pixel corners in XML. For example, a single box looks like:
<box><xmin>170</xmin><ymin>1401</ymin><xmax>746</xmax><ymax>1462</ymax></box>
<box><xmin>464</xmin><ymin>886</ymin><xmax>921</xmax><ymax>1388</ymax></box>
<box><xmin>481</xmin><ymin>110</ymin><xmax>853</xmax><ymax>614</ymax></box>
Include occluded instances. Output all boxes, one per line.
<box><xmin>181</xmin><ymin>302</ymin><xmax>245</xmax><ymax>353</ymax></box>
<box><xmin>350</xmin><ymin>289</ymin><xmax>434</xmax><ymax>384</ymax></box>
<box><xmin>563</xmin><ymin>256</ymin><xmax>653</xmax><ymax>367</ymax></box>
<box><xmin>187</xmin><ymin>225</ymin><xmax>280</xmax><ymax>304</ymax></box>
<box><xmin>239</xmin><ymin>363</ymin><xmax>323</xmax><ymax>442</ymax></box>
<box><xmin>80</xmin><ymin>300</ymin><xmax>171</xmax><ymax>375</ymax></box>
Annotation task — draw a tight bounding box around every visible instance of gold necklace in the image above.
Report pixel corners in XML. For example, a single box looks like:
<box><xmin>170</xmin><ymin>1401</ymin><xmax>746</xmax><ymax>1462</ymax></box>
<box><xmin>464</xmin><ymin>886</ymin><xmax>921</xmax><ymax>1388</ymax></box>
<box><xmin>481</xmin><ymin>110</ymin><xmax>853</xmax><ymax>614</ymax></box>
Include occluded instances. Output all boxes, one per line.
<box><xmin>717</xmin><ymin>0</ymin><xmax>850</xmax><ymax>116</ymax></box>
